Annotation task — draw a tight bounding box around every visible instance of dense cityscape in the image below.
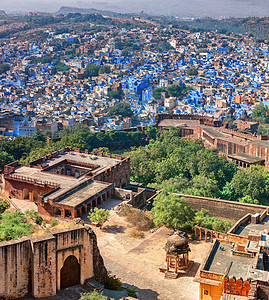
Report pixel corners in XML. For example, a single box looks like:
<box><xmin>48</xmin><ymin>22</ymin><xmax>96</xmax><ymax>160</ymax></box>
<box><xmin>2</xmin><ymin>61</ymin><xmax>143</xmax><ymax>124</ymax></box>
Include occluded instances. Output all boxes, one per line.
<box><xmin>0</xmin><ymin>6</ymin><xmax>268</xmax><ymax>300</ymax></box>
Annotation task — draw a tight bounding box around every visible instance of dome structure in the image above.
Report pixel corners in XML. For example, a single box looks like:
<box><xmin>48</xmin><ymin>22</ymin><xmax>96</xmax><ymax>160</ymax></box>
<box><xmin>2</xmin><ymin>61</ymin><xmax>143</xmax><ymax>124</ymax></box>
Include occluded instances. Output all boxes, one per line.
<box><xmin>164</xmin><ymin>232</ymin><xmax>190</xmax><ymax>255</ymax></box>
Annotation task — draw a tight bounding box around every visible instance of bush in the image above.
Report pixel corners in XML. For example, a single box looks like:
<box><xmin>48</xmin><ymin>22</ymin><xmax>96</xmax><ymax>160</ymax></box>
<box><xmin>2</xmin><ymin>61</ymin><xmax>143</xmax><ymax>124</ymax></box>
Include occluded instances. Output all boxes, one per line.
<box><xmin>0</xmin><ymin>211</ymin><xmax>34</xmax><ymax>241</ymax></box>
<box><xmin>0</xmin><ymin>199</ymin><xmax>9</xmax><ymax>214</ymax></box>
<box><xmin>50</xmin><ymin>217</ymin><xmax>58</xmax><ymax>227</ymax></box>
<box><xmin>79</xmin><ymin>290</ymin><xmax>110</xmax><ymax>300</ymax></box>
<box><xmin>104</xmin><ymin>275</ymin><xmax>122</xmax><ymax>291</ymax></box>
<box><xmin>25</xmin><ymin>209</ymin><xmax>43</xmax><ymax>225</ymax></box>
<box><xmin>127</xmin><ymin>287</ymin><xmax>137</xmax><ymax>298</ymax></box>
<box><xmin>119</xmin><ymin>206</ymin><xmax>155</xmax><ymax>231</ymax></box>
<box><xmin>88</xmin><ymin>208</ymin><xmax>109</xmax><ymax>225</ymax></box>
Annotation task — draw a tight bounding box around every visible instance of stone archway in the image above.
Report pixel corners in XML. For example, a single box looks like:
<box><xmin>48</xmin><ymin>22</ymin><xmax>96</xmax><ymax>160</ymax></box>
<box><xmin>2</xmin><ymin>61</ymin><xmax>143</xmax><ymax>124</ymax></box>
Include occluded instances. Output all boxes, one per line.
<box><xmin>32</xmin><ymin>190</ymin><xmax>38</xmax><ymax>201</ymax></box>
<box><xmin>23</xmin><ymin>188</ymin><xmax>29</xmax><ymax>200</ymax></box>
<box><xmin>60</xmin><ymin>255</ymin><xmax>80</xmax><ymax>289</ymax></box>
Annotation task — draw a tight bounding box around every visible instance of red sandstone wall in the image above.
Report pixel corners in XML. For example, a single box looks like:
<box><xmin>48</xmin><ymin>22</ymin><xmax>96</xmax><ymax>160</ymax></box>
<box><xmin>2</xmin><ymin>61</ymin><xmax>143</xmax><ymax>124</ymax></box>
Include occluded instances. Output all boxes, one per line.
<box><xmin>0</xmin><ymin>239</ymin><xmax>32</xmax><ymax>299</ymax></box>
<box><xmin>31</xmin><ymin>235</ymin><xmax>57</xmax><ymax>298</ymax></box>
<box><xmin>93</xmin><ymin>158</ymin><xmax>130</xmax><ymax>187</ymax></box>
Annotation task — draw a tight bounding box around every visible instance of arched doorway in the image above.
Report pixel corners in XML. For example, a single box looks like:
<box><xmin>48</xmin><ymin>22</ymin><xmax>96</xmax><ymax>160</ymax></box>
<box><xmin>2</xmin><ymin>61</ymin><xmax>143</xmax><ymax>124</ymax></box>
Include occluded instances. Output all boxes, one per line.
<box><xmin>23</xmin><ymin>188</ymin><xmax>29</xmax><ymax>200</ymax></box>
<box><xmin>60</xmin><ymin>255</ymin><xmax>80</xmax><ymax>289</ymax></box>
<box><xmin>32</xmin><ymin>190</ymin><xmax>38</xmax><ymax>201</ymax></box>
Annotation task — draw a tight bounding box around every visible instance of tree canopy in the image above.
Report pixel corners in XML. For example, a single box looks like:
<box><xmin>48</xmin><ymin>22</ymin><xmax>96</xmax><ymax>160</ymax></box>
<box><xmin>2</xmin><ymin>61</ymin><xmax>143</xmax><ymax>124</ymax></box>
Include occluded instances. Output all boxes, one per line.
<box><xmin>251</xmin><ymin>103</ymin><xmax>269</xmax><ymax>123</ymax></box>
<box><xmin>187</xmin><ymin>68</ymin><xmax>198</xmax><ymax>76</ymax></box>
<box><xmin>151</xmin><ymin>193</ymin><xmax>231</xmax><ymax>232</ymax></box>
<box><xmin>108</xmin><ymin>102</ymin><xmax>133</xmax><ymax>117</ymax></box>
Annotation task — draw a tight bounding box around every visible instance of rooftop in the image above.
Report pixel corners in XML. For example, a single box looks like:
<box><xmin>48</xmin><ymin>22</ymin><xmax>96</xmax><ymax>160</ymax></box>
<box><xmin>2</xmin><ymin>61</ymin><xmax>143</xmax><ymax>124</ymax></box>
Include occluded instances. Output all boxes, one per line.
<box><xmin>228</xmin><ymin>152</ymin><xmax>265</xmax><ymax>164</ymax></box>
<box><xmin>53</xmin><ymin>180</ymin><xmax>111</xmax><ymax>207</ymax></box>
<box><xmin>234</xmin><ymin>215</ymin><xmax>269</xmax><ymax>237</ymax></box>
<box><xmin>204</xmin><ymin>241</ymin><xmax>255</xmax><ymax>279</ymax></box>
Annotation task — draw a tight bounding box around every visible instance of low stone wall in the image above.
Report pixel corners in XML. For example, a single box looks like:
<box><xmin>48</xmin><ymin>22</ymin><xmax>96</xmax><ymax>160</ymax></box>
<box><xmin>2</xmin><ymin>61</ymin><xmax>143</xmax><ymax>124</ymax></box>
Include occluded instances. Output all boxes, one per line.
<box><xmin>171</xmin><ymin>193</ymin><xmax>268</xmax><ymax>222</ymax></box>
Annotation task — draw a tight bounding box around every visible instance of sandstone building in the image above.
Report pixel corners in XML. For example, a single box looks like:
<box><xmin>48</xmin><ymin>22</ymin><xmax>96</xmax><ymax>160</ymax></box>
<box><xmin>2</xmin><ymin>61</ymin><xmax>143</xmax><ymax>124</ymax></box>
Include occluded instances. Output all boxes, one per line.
<box><xmin>194</xmin><ymin>210</ymin><xmax>269</xmax><ymax>300</ymax></box>
<box><xmin>3</xmin><ymin>147</ymin><xmax>130</xmax><ymax>219</ymax></box>
<box><xmin>156</xmin><ymin>113</ymin><xmax>269</xmax><ymax>169</ymax></box>
<box><xmin>0</xmin><ymin>225</ymin><xmax>108</xmax><ymax>299</ymax></box>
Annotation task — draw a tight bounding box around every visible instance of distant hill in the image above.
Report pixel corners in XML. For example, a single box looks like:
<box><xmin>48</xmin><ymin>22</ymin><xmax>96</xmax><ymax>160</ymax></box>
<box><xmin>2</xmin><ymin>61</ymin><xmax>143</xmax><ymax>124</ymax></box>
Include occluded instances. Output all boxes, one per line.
<box><xmin>0</xmin><ymin>10</ymin><xmax>7</xmax><ymax>16</ymax></box>
<box><xmin>56</xmin><ymin>6</ymin><xmax>124</xmax><ymax>18</ymax></box>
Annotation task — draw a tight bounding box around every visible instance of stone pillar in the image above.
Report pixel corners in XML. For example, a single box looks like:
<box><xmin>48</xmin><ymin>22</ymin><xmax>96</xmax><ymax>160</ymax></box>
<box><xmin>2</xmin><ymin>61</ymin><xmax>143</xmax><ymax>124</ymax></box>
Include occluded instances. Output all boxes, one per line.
<box><xmin>60</xmin><ymin>209</ymin><xmax>65</xmax><ymax>218</ymax></box>
<box><xmin>72</xmin><ymin>210</ymin><xmax>77</xmax><ymax>219</ymax></box>
<box><xmin>89</xmin><ymin>202</ymin><xmax>93</xmax><ymax>210</ymax></box>
<box><xmin>84</xmin><ymin>204</ymin><xmax>87</xmax><ymax>214</ymax></box>
<box><xmin>94</xmin><ymin>198</ymin><xmax>98</xmax><ymax>207</ymax></box>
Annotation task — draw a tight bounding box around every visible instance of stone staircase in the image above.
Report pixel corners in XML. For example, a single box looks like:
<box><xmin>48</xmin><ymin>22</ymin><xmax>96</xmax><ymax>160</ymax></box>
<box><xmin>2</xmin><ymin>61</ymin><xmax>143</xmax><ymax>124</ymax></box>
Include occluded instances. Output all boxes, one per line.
<box><xmin>164</xmin><ymin>271</ymin><xmax>178</xmax><ymax>279</ymax></box>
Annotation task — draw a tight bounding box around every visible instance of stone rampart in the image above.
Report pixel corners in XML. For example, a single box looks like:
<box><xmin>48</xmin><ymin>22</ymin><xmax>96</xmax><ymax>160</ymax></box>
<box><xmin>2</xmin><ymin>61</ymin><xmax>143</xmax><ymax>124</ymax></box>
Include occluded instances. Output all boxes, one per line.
<box><xmin>171</xmin><ymin>193</ymin><xmax>268</xmax><ymax>222</ymax></box>
<box><xmin>0</xmin><ymin>226</ymin><xmax>107</xmax><ymax>299</ymax></box>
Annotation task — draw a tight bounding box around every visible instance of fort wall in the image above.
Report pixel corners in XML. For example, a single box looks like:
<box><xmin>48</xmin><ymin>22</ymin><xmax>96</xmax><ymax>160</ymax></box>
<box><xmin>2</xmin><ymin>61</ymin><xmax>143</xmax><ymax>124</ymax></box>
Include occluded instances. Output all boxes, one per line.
<box><xmin>171</xmin><ymin>193</ymin><xmax>268</xmax><ymax>222</ymax></box>
<box><xmin>0</xmin><ymin>226</ymin><xmax>107</xmax><ymax>299</ymax></box>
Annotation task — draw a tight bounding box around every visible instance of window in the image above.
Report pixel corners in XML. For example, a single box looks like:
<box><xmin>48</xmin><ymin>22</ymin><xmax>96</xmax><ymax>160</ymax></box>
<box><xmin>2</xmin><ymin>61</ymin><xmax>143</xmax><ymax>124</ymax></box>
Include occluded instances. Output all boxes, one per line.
<box><xmin>204</xmin><ymin>290</ymin><xmax>208</xmax><ymax>295</ymax></box>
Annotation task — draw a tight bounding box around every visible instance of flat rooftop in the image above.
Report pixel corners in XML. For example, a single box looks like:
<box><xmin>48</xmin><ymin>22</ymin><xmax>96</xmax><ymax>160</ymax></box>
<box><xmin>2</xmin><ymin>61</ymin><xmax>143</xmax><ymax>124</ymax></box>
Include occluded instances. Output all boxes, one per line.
<box><xmin>204</xmin><ymin>241</ymin><xmax>255</xmax><ymax>279</ymax></box>
<box><xmin>234</xmin><ymin>215</ymin><xmax>269</xmax><ymax>237</ymax></box>
<box><xmin>41</xmin><ymin>152</ymin><xmax>121</xmax><ymax>169</ymax></box>
<box><xmin>228</xmin><ymin>152</ymin><xmax>265</xmax><ymax>164</ymax></box>
<box><xmin>53</xmin><ymin>180</ymin><xmax>111</xmax><ymax>207</ymax></box>
<box><xmin>252</xmin><ymin>140</ymin><xmax>269</xmax><ymax>149</ymax></box>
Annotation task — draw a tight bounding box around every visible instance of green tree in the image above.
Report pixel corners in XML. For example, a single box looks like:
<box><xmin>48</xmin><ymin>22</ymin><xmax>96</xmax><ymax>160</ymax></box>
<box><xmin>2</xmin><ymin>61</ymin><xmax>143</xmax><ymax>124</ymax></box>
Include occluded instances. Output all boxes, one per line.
<box><xmin>187</xmin><ymin>68</ymin><xmax>198</xmax><ymax>76</ymax></box>
<box><xmin>98</xmin><ymin>65</ymin><xmax>111</xmax><ymax>75</ymax></box>
<box><xmin>84</xmin><ymin>64</ymin><xmax>100</xmax><ymax>78</ymax></box>
<box><xmin>107</xmin><ymin>90</ymin><xmax>124</xmax><ymax>100</ymax></box>
<box><xmin>0</xmin><ymin>63</ymin><xmax>10</xmax><ymax>74</ymax></box>
<box><xmin>0</xmin><ymin>151</ymin><xmax>14</xmax><ymax>172</ymax></box>
<box><xmin>108</xmin><ymin>102</ymin><xmax>133</xmax><ymax>117</ymax></box>
<box><xmin>167</xmin><ymin>85</ymin><xmax>183</xmax><ymax>97</ymax></box>
<box><xmin>88</xmin><ymin>208</ymin><xmax>109</xmax><ymax>225</ymax></box>
<box><xmin>151</xmin><ymin>193</ymin><xmax>195</xmax><ymax>230</ymax></box>
<box><xmin>152</xmin><ymin>88</ymin><xmax>168</xmax><ymax>99</ymax></box>
<box><xmin>251</xmin><ymin>103</ymin><xmax>269</xmax><ymax>123</ymax></box>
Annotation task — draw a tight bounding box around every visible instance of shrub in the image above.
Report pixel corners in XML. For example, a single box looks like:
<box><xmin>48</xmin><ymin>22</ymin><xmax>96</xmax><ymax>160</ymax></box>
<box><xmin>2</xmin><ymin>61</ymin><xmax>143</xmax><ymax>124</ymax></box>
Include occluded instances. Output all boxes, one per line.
<box><xmin>104</xmin><ymin>275</ymin><xmax>122</xmax><ymax>291</ymax></box>
<box><xmin>25</xmin><ymin>209</ymin><xmax>43</xmax><ymax>225</ymax></box>
<box><xmin>0</xmin><ymin>199</ymin><xmax>9</xmax><ymax>214</ymax></box>
<box><xmin>0</xmin><ymin>211</ymin><xmax>34</xmax><ymax>241</ymax></box>
<box><xmin>79</xmin><ymin>290</ymin><xmax>110</xmax><ymax>300</ymax></box>
<box><xmin>127</xmin><ymin>286</ymin><xmax>137</xmax><ymax>298</ymax></box>
<box><xmin>88</xmin><ymin>208</ymin><xmax>110</xmax><ymax>225</ymax></box>
<box><xmin>50</xmin><ymin>217</ymin><xmax>58</xmax><ymax>227</ymax></box>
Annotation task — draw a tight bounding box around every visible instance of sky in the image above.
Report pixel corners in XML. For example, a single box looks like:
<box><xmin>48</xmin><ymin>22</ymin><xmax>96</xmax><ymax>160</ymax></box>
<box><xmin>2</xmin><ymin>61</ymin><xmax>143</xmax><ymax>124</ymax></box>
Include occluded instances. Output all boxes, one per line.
<box><xmin>1</xmin><ymin>0</ymin><xmax>268</xmax><ymax>17</ymax></box>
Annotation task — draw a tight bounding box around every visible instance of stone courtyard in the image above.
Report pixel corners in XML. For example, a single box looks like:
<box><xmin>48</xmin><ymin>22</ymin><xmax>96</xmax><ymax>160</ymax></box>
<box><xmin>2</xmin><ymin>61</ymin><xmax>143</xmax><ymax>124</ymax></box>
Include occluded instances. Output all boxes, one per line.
<box><xmin>95</xmin><ymin>213</ymin><xmax>212</xmax><ymax>300</ymax></box>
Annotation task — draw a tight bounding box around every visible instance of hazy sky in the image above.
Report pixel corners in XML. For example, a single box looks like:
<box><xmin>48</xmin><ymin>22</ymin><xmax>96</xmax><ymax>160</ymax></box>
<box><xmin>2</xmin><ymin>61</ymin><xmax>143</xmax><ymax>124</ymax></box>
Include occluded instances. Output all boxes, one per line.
<box><xmin>1</xmin><ymin>0</ymin><xmax>268</xmax><ymax>17</ymax></box>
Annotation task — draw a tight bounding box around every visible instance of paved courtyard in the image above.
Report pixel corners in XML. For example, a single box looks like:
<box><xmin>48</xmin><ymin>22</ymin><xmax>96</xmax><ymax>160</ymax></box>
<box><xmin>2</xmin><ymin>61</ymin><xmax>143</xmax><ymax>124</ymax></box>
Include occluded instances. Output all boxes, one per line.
<box><xmin>96</xmin><ymin>213</ymin><xmax>211</xmax><ymax>300</ymax></box>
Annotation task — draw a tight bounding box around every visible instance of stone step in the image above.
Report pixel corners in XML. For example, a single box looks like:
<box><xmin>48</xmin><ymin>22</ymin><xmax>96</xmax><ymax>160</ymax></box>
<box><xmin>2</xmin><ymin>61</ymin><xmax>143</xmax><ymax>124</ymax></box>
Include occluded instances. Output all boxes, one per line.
<box><xmin>164</xmin><ymin>271</ymin><xmax>178</xmax><ymax>279</ymax></box>
<box><xmin>85</xmin><ymin>278</ymin><xmax>104</xmax><ymax>292</ymax></box>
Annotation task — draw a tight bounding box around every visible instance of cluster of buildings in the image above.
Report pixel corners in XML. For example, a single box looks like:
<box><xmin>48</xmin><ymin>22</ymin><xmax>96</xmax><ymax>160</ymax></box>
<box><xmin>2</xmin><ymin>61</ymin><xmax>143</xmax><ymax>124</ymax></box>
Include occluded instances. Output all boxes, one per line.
<box><xmin>0</xmin><ymin>24</ymin><xmax>268</xmax><ymax>137</ymax></box>
<box><xmin>195</xmin><ymin>210</ymin><xmax>269</xmax><ymax>300</ymax></box>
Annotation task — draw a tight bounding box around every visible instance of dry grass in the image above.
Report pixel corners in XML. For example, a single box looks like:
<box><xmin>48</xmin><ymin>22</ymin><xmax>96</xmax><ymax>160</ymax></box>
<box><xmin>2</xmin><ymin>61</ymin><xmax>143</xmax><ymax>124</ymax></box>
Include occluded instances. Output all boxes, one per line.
<box><xmin>129</xmin><ymin>229</ymin><xmax>145</xmax><ymax>239</ymax></box>
<box><xmin>32</xmin><ymin>219</ymin><xmax>76</xmax><ymax>236</ymax></box>
<box><xmin>118</xmin><ymin>205</ymin><xmax>155</xmax><ymax>231</ymax></box>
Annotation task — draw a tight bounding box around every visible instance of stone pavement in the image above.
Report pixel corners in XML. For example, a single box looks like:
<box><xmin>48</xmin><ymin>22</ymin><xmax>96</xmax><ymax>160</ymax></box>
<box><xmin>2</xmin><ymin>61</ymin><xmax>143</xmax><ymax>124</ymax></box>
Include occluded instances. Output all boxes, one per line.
<box><xmin>96</xmin><ymin>214</ymin><xmax>211</xmax><ymax>300</ymax></box>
